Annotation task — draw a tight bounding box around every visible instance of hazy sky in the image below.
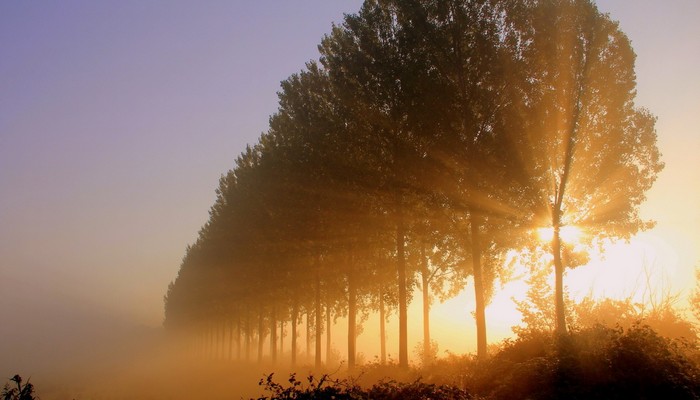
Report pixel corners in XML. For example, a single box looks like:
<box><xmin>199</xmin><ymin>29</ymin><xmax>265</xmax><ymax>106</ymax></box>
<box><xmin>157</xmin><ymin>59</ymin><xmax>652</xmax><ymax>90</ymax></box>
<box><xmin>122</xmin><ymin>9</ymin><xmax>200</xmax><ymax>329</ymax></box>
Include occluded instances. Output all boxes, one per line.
<box><xmin>1</xmin><ymin>0</ymin><xmax>699</xmax><ymax>358</ymax></box>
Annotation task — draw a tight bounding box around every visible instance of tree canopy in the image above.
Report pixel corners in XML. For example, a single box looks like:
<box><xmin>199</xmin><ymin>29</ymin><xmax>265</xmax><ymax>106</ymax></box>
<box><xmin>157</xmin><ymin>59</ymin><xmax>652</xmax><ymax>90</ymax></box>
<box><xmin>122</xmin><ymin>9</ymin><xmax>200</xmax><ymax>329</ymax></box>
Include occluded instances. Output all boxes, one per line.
<box><xmin>164</xmin><ymin>0</ymin><xmax>661</xmax><ymax>366</ymax></box>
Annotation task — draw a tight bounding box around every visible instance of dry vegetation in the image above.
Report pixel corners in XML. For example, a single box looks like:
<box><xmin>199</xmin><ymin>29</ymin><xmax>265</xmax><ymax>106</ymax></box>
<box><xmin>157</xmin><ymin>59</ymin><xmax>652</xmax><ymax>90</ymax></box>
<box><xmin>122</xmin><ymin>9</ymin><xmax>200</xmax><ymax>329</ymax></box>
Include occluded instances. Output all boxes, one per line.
<box><xmin>252</xmin><ymin>323</ymin><xmax>700</xmax><ymax>399</ymax></box>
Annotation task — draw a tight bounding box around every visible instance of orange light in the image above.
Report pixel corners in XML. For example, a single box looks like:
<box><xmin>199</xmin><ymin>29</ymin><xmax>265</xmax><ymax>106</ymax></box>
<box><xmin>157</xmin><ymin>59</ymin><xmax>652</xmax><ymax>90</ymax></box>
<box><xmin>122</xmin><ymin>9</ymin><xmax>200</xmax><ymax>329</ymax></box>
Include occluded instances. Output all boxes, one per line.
<box><xmin>538</xmin><ymin>225</ymin><xmax>582</xmax><ymax>244</ymax></box>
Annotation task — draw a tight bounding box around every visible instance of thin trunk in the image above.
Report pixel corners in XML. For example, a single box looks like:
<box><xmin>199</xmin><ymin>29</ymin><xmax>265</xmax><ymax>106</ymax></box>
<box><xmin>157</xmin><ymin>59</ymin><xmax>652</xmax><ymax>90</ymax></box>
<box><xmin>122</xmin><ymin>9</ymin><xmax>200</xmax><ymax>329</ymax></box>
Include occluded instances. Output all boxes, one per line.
<box><xmin>215</xmin><ymin>321</ymin><xmax>220</xmax><ymax>359</ymax></box>
<box><xmin>397</xmin><ymin>217</ymin><xmax>408</xmax><ymax>368</ymax></box>
<box><xmin>348</xmin><ymin>259</ymin><xmax>357</xmax><ymax>369</ymax></box>
<box><xmin>306</xmin><ymin>312</ymin><xmax>311</xmax><ymax>361</ymax></box>
<box><xmin>198</xmin><ymin>327</ymin><xmax>204</xmax><ymax>358</ymax></box>
<box><xmin>270</xmin><ymin>306</ymin><xmax>277</xmax><ymax>363</ymax></box>
<box><xmin>245</xmin><ymin>311</ymin><xmax>251</xmax><ymax>362</ymax></box>
<box><xmin>379</xmin><ymin>286</ymin><xmax>386</xmax><ymax>364</ymax></box>
<box><xmin>257</xmin><ymin>307</ymin><xmax>264</xmax><ymax>363</ymax></box>
<box><xmin>221</xmin><ymin>321</ymin><xmax>225</xmax><ymax>359</ymax></box>
<box><xmin>209</xmin><ymin>322</ymin><xmax>214</xmax><ymax>360</ymax></box>
<box><xmin>421</xmin><ymin>243</ymin><xmax>432</xmax><ymax>364</ymax></box>
<box><xmin>314</xmin><ymin>258</ymin><xmax>322</xmax><ymax>368</ymax></box>
<box><xmin>470</xmin><ymin>210</ymin><xmax>488</xmax><ymax>359</ymax></box>
<box><xmin>551</xmin><ymin>54</ymin><xmax>586</xmax><ymax>335</ymax></box>
<box><xmin>221</xmin><ymin>321</ymin><xmax>226</xmax><ymax>359</ymax></box>
<box><xmin>280</xmin><ymin>320</ymin><xmax>285</xmax><ymax>359</ymax></box>
<box><xmin>552</xmin><ymin>222</ymin><xmax>567</xmax><ymax>335</ymax></box>
<box><xmin>236</xmin><ymin>315</ymin><xmax>241</xmax><ymax>361</ymax></box>
<box><xmin>228</xmin><ymin>318</ymin><xmax>234</xmax><ymax>361</ymax></box>
<box><xmin>292</xmin><ymin>299</ymin><xmax>298</xmax><ymax>366</ymax></box>
<box><xmin>219</xmin><ymin>320</ymin><xmax>224</xmax><ymax>359</ymax></box>
<box><xmin>325</xmin><ymin>302</ymin><xmax>331</xmax><ymax>365</ymax></box>
<box><xmin>204</xmin><ymin>323</ymin><xmax>208</xmax><ymax>359</ymax></box>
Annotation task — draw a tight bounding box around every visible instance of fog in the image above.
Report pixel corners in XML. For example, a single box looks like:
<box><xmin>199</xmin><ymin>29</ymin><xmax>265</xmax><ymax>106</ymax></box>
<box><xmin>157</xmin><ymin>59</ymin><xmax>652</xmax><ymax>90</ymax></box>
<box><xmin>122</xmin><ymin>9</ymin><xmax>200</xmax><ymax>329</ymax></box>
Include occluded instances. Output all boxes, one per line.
<box><xmin>1</xmin><ymin>1</ymin><xmax>699</xmax><ymax>399</ymax></box>
<box><xmin>0</xmin><ymin>311</ymin><xmax>269</xmax><ymax>399</ymax></box>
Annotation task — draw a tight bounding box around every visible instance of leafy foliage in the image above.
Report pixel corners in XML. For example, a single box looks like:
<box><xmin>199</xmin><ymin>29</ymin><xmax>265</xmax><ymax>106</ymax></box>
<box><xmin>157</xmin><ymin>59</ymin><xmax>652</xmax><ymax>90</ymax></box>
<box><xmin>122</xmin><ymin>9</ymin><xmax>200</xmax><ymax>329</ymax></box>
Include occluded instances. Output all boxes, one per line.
<box><xmin>164</xmin><ymin>0</ymin><xmax>662</xmax><ymax>366</ymax></box>
<box><xmin>513</xmin><ymin>264</ymin><xmax>697</xmax><ymax>342</ymax></box>
<box><xmin>2</xmin><ymin>375</ymin><xmax>36</xmax><ymax>400</ymax></box>
<box><xmin>471</xmin><ymin>325</ymin><xmax>700</xmax><ymax>400</ymax></box>
<box><xmin>251</xmin><ymin>322</ymin><xmax>700</xmax><ymax>399</ymax></box>
<box><xmin>690</xmin><ymin>266</ymin><xmax>700</xmax><ymax>323</ymax></box>
<box><xmin>254</xmin><ymin>373</ymin><xmax>472</xmax><ymax>400</ymax></box>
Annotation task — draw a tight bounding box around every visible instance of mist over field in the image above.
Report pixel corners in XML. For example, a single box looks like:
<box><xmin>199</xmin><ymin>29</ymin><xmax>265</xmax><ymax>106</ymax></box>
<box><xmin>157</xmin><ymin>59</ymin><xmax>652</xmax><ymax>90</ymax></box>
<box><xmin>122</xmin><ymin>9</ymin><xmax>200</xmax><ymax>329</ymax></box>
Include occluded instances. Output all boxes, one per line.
<box><xmin>1</xmin><ymin>1</ymin><xmax>699</xmax><ymax>399</ymax></box>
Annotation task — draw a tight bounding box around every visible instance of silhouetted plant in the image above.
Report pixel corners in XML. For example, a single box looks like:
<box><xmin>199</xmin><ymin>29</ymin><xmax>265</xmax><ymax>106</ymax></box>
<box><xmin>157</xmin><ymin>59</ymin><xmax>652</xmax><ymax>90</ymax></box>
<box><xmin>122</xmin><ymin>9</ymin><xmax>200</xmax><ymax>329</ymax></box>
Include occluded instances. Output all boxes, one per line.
<box><xmin>470</xmin><ymin>325</ymin><xmax>700</xmax><ymax>400</ymax></box>
<box><xmin>2</xmin><ymin>375</ymin><xmax>36</xmax><ymax>400</ymax></box>
<box><xmin>370</xmin><ymin>380</ymin><xmax>472</xmax><ymax>400</ymax></box>
<box><xmin>255</xmin><ymin>373</ymin><xmax>363</xmax><ymax>400</ymax></box>
<box><xmin>253</xmin><ymin>373</ymin><xmax>472</xmax><ymax>400</ymax></box>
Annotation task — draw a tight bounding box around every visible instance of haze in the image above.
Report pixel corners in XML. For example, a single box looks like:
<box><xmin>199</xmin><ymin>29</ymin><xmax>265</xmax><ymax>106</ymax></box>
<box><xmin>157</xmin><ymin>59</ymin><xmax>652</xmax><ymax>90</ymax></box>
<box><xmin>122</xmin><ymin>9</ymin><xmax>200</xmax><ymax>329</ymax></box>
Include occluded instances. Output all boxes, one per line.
<box><xmin>1</xmin><ymin>1</ymin><xmax>699</xmax><ymax>398</ymax></box>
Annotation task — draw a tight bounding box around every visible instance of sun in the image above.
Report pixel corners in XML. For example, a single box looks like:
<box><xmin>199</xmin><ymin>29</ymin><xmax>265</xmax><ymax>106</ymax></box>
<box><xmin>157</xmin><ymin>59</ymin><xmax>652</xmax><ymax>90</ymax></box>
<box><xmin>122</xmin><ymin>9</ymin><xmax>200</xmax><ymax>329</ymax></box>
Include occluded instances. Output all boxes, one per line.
<box><xmin>537</xmin><ymin>225</ymin><xmax>583</xmax><ymax>244</ymax></box>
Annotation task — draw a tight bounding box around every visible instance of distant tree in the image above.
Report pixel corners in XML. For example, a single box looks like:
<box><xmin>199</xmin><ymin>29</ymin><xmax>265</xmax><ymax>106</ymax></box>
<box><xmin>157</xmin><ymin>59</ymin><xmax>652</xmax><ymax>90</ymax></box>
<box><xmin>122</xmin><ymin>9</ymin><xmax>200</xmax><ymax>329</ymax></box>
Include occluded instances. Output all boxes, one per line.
<box><xmin>413</xmin><ymin>216</ymin><xmax>466</xmax><ymax>365</ymax></box>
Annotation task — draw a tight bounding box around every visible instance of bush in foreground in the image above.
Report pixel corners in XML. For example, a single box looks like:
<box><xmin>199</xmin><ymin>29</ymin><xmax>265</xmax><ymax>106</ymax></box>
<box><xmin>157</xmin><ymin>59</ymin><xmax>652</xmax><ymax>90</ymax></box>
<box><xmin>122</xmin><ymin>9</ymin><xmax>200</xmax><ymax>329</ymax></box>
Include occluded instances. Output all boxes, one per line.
<box><xmin>470</xmin><ymin>324</ymin><xmax>700</xmax><ymax>399</ymax></box>
<box><xmin>2</xmin><ymin>375</ymin><xmax>36</xmax><ymax>400</ymax></box>
<box><xmin>253</xmin><ymin>373</ymin><xmax>473</xmax><ymax>400</ymax></box>
<box><xmin>254</xmin><ymin>325</ymin><xmax>700</xmax><ymax>399</ymax></box>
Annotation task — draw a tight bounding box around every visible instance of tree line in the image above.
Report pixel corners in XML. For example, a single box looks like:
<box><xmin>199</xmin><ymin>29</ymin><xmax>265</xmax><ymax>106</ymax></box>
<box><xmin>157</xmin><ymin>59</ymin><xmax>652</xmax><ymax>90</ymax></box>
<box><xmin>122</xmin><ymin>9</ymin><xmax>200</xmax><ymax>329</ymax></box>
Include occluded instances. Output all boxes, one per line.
<box><xmin>163</xmin><ymin>0</ymin><xmax>662</xmax><ymax>368</ymax></box>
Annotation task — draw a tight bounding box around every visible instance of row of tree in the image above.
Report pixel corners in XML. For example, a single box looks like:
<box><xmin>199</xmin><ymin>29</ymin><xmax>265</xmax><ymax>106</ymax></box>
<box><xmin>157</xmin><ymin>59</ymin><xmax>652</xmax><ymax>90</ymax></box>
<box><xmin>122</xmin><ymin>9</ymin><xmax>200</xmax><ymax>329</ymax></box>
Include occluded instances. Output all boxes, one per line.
<box><xmin>164</xmin><ymin>0</ymin><xmax>662</xmax><ymax>368</ymax></box>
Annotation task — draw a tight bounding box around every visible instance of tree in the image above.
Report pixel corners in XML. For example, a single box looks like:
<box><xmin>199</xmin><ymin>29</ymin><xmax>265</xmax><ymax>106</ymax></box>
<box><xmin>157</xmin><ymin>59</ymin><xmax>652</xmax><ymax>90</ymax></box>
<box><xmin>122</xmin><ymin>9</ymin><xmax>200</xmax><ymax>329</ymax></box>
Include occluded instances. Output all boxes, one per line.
<box><xmin>319</xmin><ymin>0</ymin><xmax>439</xmax><ymax>367</ymax></box>
<box><xmin>512</xmin><ymin>262</ymin><xmax>576</xmax><ymax>337</ymax></box>
<box><xmin>506</xmin><ymin>0</ymin><xmax>663</xmax><ymax>335</ymax></box>
<box><xmin>163</xmin><ymin>0</ymin><xmax>662</xmax><ymax>366</ymax></box>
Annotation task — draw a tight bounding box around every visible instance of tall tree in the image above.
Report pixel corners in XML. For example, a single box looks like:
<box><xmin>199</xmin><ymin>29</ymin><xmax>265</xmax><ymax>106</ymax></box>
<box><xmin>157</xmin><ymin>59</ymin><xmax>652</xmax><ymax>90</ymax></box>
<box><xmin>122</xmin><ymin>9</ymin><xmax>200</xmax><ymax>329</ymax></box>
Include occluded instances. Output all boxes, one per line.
<box><xmin>506</xmin><ymin>0</ymin><xmax>663</xmax><ymax>335</ymax></box>
<box><xmin>320</xmin><ymin>0</ymin><xmax>449</xmax><ymax>367</ymax></box>
<box><xmin>391</xmin><ymin>0</ymin><xmax>526</xmax><ymax>359</ymax></box>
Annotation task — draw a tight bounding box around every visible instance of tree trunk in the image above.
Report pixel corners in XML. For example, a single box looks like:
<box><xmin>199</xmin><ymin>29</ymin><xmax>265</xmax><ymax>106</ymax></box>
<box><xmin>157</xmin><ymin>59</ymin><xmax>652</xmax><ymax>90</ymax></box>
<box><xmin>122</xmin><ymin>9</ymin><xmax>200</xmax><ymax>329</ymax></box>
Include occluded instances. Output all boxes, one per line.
<box><xmin>397</xmin><ymin>217</ymin><xmax>408</xmax><ymax>367</ymax></box>
<box><xmin>552</xmin><ymin>223</ymin><xmax>567</xmax><ymax>335</ymax></box>
<box><xmin>470</xmin><ymin>210</ymin><xmax>488</xmax><ymax>359</ymax></box>
<box><xmin>306</xmin><ymin>312</ymin><xmax>311</xmax><ymax>361</ymax></box>
<box><xmin>221</xmin><ymin>321</ymin><xmax>226</xmax><ymax>359</ymax></box>
<box><xmin>348</xmin><ymin>259</ymin><xmax>357</xmax><ymax>369</ymax></box>
<box><xmin>315</xmin><ymin>258</ymin><xmax>322</xmax><ymax>368</ymax></box>
<box><xmin>209</xmin><ymin>322</ymin><xmax>214</xmax><ymax>359</ymax></box>
<box><xmin>197</xmin><ymin>327</ymin><xmax>202</xmax><ymax>357</ymax></box>
<box><xmin>280</xmin><ymin>320</ymin><xmax>285</xmax><ymax>359</ymax></box>
<box><xmin>236</xmin><ymin>315</ymin><xmax>241</xmax><ymax>361</ymax></box>
<box><xmin>215</xmin><ymin>321</ymin><xmax>220</xmax><ymax>359</ymax></box>
<box><xmin>270</xmin><ymin>305</ymin><xmax>277</xmax><ymax>363</ymax></box>
<box><xmin>379</xmin><ymin>286</ymin><xmax>386</xmax><ymax>364</ymax></box>
<box><xmin>214</xmin><ymin>321</ymin><xmax>220</xmax><ymax>359</ymax></box>
<box><xmin>220</xmin><ymin>320</ymin><xmax>225</xmax><ymax>359</ymax></box>
<box><xmin>292</xmin><ymin>299</ymin><xmax>298</xmax><ymax>366</ymax></box>
<box><xmin>245</xmin><ymin>311</ymin><xmax>251</xmax><ymax>362</ymax></box>
<box><xmin>421</xmin><ymin>243</ymin><xmax>432</xmax><ymax>364</ymax></box>
<box><xmin>228</xmin><ymin>318</ymin><xmax>234</xmax><ymax>361</ymax></box>
<box><xmin>257</xmin><ymin>307</ymin><xmax>264</xmax><ymax>363</ymax></box>
<box><xmin>325</xmin><ymin>302</ymin><xmax>331</xmax><ymax>365</ymax></box>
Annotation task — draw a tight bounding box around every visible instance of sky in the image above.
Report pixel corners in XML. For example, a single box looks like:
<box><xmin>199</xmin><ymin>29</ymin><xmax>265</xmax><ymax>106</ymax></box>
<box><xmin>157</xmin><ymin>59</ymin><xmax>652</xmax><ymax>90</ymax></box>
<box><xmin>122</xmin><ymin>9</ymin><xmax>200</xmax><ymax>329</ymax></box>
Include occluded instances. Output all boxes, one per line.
<box><xmin>1</xmin><ymin>0</ymin><xmax>699</xmax><ymax>365</ymax></box>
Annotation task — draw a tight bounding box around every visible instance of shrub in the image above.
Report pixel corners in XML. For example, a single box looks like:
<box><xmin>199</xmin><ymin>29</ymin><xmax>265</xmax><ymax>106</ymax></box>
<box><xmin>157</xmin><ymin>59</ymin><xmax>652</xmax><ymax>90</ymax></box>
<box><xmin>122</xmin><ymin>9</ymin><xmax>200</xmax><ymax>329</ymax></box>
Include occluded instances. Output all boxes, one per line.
<box><xmin>469</xmin><ymin>325</ymin><xmax>700</xmax><ymax>399</ymax></box>
<box><xmin>2</xmin><ymin>375</ymin><xmax>36</xmax><ymax>400</ymax></box>
<box><xmin>253</xmin><ymin>373</ymin><xmax>473</xmax><ymax>400</ymax></box>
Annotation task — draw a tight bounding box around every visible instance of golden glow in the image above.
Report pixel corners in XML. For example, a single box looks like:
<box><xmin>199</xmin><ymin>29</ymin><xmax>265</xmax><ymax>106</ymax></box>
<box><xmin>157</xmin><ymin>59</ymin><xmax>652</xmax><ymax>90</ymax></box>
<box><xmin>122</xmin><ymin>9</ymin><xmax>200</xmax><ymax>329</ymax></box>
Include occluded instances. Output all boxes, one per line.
<box><xmin>418</xmin><ymin>231</ymin><xmax>679</xmax><ymax>355</ymax></box>
<box><xmin>566</xmin><ymin>233</ymin><xmax>679</xmax><ymax>303</ymax></box>
<box><xmin>537</xmin><ymin>225</ymin><xmax>583</xmax><ymax>244</ymax></box>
